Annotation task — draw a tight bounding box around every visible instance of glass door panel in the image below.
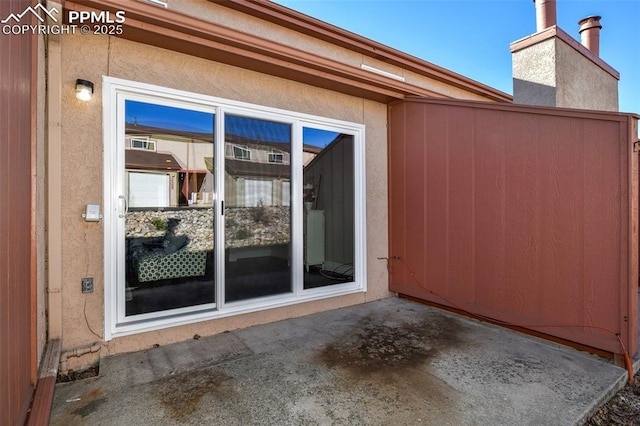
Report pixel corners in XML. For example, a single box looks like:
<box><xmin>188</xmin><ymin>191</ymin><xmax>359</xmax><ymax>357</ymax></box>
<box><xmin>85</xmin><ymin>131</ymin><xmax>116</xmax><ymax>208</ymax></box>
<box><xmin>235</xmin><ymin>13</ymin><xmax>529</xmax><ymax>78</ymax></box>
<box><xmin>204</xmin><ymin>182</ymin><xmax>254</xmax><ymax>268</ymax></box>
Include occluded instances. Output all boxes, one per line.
<box><xmin>123</xmin><ymin>100</ymin><xmax>215</xmax><ymax>316</ymax></box>
<box><xmin>224</xmin><ymin>114</ymin><xmax>292</xmax><ymax>302</ymax></box>
<box><xmin>302</xmin><ymin>128</ymin><xmax>355</xmax><ymax>289</ymax></box>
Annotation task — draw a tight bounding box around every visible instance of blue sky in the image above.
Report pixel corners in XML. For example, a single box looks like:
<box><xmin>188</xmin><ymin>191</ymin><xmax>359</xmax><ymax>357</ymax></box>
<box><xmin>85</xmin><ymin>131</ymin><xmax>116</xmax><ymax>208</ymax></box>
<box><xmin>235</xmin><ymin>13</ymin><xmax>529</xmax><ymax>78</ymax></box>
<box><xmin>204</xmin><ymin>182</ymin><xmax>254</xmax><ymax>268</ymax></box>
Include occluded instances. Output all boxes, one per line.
<box><xmin>126</xmin><ymin>100</ymin><xmax>337</xmax><ymax>146</ymax></box>
<box><xmin>126</xmin><ymin>101</ymin><xmax>214</xmax><ymax>133</ymax></box>
<box><xmin>273</xmin><ymin>0</ymin><xmax>640</xmax><ymax>115</ymax></box>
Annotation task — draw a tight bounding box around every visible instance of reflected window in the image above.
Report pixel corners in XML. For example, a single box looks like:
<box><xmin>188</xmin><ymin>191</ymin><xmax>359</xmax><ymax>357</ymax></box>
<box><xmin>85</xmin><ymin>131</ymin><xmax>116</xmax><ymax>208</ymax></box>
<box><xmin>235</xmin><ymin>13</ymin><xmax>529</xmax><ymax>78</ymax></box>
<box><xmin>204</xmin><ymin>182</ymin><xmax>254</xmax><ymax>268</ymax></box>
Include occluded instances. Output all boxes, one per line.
<box><xmin>130</xmin><ymin>137</ymin><xmax>156</xmax><ymax>151</ymax></box>
<box><xmin>233</xmin><ymin>145</ymin><xmax>251</xmax><ymax>161</ymax></box>
<box><xmin>268</xmin><ymin>151</ymin><xmax>284</xmax><ymax>164</ymax></box>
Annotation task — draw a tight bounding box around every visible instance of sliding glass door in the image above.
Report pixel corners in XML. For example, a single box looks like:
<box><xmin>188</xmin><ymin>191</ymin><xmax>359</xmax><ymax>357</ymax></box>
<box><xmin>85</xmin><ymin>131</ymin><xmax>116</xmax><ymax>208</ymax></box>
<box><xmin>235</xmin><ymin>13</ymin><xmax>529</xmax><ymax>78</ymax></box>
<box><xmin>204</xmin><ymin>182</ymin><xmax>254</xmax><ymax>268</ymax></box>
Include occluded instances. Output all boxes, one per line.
<box><xmin>105</xmin><ymin>77</ymin><xmax>365</xmax><ymax>337</ymax></box>
<box><xmin>223</xmin><ymin>114</ymin><xmax>292</xmax><ymax>302</ymax></box>
<box><xmin>121</xmin><ymin>99</ymin><xmax>216</xmax><ymax>318</ymax></box>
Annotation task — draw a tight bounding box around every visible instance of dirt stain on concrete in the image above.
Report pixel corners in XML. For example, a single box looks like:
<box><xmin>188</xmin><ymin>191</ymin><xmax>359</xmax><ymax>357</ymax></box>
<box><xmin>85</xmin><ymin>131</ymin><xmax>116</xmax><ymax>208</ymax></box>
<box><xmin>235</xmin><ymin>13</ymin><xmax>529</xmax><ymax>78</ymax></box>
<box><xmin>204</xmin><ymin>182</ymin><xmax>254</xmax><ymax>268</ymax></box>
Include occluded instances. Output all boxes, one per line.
<box><xmin>153</xmin><ymin>369</ymin><xmax>232</xmax><ymax>421</ymax></box>
<box><xmin>311</xmin><ymin>313</ymin><xmax>468</xmax><ymax>424</ymax></box>
<box><xmin>70</xmin><ymin>388</ymin><xmax>106</xmax><ymax>418</ymax></box>
<box><xmin>316</xmin><ymin>313</ymin><xmax>465</xmax><ymax>375</ymax></box>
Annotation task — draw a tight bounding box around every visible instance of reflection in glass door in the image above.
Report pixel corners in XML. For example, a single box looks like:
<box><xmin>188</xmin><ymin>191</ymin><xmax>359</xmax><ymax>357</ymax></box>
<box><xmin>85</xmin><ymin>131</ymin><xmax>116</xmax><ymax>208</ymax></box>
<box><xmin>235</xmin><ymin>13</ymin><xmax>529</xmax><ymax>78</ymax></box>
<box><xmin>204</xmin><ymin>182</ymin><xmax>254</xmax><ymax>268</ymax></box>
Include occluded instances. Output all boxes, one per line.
<box><xmin>302</xmin><ymin>128</ymin><xmax>355</xmax><ymax>289</ymax></box>
<box><xmin>223</xmin><ymin>114</ymin><xmax>292</xmax><ymax>302</ymax></box>
<box><xmin>106</xmin><ymin>79</ymin><xmax>365</xmax><ymax>337</ymax></box>
<box><xmin>123</xmin><ymin>100</ymin><xmax>215</xmax><ymax>316</ymax></box>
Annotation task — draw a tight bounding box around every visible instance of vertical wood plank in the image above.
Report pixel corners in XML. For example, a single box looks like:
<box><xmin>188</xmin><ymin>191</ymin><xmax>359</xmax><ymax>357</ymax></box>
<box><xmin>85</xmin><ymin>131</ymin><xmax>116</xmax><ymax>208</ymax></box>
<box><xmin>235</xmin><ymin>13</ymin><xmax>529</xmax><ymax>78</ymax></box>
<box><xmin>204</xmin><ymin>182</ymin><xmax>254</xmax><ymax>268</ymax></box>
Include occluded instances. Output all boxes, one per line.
<box><xmin>0</xmin><ymin>0</ymin><xmax>36</xmax><ymax>424</ymax></box>
<box><xmin>388</xmin><ymin>98</ymin><xmax>637</xmax><ymax>356</ymax></box>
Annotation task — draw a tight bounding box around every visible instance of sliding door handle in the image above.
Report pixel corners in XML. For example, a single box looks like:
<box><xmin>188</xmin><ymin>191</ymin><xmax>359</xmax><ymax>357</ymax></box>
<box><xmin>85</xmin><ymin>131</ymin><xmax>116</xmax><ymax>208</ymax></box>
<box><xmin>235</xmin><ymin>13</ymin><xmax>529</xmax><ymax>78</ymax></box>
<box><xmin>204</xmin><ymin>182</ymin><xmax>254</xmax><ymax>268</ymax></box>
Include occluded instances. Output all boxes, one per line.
<box><xmin>118</xmin><ymin>195</ymin><xmax>128</xmax><ymax>218</ymax></box>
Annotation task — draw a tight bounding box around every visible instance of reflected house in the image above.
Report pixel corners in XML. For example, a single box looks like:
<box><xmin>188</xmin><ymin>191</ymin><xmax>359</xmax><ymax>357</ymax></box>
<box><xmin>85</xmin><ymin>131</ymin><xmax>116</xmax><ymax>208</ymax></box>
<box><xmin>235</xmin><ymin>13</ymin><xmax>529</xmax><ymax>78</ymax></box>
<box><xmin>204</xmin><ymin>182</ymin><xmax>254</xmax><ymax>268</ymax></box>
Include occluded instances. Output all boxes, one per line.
<box><xmin>125</xmin><ymin>123</ymin><xmax>213</xmax><ymax>208</ymax></box>
<box><xmin>121</xmin><ymin>111</ymin><xmax>355</xmax><ymax>307</ymax></box>
<box><xmin>225</xmin><ymin>138</ymin><xmax>322</xmax><ymax>208</ymax></box>
<box><xmin>224</xmin><ymin>135</ymin><xmax>291</xmax><ymax>208</ymax></box>
<box><xmin>121</xmin><ymin>111</ymin><xmax>349</xmax><ymax>308</ymax></box>
<box><xmin>125</xmin><ymin>123</ymin><xmax>322</xmax><ymax>209</ymax></box>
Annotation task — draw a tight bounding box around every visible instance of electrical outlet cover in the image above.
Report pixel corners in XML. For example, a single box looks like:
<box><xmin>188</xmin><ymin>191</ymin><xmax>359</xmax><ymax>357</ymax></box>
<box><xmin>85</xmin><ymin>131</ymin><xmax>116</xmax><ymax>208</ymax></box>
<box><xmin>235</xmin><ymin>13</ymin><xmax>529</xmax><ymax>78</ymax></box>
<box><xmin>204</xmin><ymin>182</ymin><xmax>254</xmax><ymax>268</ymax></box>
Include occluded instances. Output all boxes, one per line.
<box><xmin>82</xmin><ymin>277</ymin><xmax>94</xmax><ymax>293</ymax></box>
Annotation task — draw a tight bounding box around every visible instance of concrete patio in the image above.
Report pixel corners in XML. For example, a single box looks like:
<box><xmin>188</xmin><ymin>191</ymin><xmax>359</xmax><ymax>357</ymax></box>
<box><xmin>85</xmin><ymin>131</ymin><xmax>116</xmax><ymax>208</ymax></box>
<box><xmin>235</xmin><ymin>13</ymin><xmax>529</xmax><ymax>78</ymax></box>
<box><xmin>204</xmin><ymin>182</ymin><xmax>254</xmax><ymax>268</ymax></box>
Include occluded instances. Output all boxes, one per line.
<box><xmin>50</xmin><ymin>297</ymin><xmax>637</xmax><ymax>425</ymax></box>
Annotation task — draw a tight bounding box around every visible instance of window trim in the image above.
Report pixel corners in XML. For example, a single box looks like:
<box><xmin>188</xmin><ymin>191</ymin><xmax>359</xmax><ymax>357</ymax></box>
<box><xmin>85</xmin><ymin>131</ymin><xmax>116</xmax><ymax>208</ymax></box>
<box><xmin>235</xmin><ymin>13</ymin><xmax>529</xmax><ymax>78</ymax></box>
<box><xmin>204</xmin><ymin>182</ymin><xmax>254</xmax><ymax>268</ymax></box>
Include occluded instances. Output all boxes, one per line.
<box><xmin>103</xmin><ymin>76</ymin><xmax>366</xmax><ymax>339</ymax></box>
<box><xmin>129</xmin><ymin>137</ymin><xmax>156</xmax><ymax>152</ymax></box>
<box><xmin>232</xmin><ymin>144</ymin><xmax>251</xmax><ymax>160</ymax></box>
<box><xmin>268</xmin><ymin>151</ymin><xmax>285</xmax><ymax>164</ymax></box>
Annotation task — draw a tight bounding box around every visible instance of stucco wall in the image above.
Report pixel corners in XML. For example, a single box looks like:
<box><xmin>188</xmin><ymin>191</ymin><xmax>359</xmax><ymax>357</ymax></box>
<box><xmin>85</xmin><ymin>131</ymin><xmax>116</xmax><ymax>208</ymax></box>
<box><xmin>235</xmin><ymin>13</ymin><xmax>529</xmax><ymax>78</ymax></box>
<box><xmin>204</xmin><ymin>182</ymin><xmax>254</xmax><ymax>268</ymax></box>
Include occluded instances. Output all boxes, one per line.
<box><xmin>512</xmin><ymin>36</ymin><xmax>618</xmax><ymax>111</ymax></box>
<box><xmin>555</xmin><ymin>39</ymin><xmax>618</xmax><ymax>111</ymax></box>
<box><xmin>512</xmin><ymin>38</ymin><xmax>557</xmax><ymax>107</ymax></box>
<box><xmin>57</xmin><ymin>33</ymin><xmax>392</xmax><ymax>368</ymax></box>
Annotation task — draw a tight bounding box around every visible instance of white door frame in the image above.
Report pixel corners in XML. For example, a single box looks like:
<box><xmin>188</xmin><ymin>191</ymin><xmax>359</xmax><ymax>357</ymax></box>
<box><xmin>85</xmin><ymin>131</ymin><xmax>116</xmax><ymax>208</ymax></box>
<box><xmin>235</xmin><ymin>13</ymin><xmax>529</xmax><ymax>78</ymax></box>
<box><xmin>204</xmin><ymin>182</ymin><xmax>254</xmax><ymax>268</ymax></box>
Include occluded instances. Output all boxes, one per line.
<box><xmin>103</xmin><ymin>76</ymin><xmax>367</xmax><ymax>340</ymax></box>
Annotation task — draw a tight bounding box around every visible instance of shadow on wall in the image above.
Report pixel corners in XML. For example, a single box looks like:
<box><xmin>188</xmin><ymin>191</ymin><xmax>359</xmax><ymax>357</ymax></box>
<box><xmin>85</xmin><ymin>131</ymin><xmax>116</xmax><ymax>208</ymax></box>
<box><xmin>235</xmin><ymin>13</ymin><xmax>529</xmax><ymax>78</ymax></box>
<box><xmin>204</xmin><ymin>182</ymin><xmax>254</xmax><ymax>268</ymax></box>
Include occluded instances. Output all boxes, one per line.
<box><xmin>513</xmin><ymin>79</ymin><xmax>556</xmax><ymax>107</ymax></box>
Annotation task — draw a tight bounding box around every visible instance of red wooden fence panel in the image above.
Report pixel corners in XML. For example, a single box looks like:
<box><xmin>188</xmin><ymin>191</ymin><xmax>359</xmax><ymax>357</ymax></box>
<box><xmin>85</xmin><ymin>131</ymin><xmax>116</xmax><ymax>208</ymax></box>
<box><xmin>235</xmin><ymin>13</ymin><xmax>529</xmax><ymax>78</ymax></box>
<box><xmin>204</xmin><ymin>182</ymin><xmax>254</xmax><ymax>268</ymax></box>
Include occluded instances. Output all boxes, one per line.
<box><xmin>389</xmin><ymin>98</ymin><xmax>638</xmax><ymax>357</ymax></box>
<box><xmin>0</xmin><ymin>0</ymin><xmax>36</xmax><ymax>424</ymax></box>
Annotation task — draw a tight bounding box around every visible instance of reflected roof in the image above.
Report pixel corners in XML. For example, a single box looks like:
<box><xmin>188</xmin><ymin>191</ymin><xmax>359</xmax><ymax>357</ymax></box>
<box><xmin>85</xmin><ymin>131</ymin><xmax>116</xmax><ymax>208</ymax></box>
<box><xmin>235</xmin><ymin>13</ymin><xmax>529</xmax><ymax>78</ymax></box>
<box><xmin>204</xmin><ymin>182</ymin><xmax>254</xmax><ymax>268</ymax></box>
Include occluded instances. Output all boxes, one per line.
<box><xmin>125</xmin><ymin>150</ymin><xmax>182</xmax><ymax>171</ymax></box>
<box><xmin>225</xmin><ymin>158</ymin><xmax>290</xmax><ymax>178</ymax></box>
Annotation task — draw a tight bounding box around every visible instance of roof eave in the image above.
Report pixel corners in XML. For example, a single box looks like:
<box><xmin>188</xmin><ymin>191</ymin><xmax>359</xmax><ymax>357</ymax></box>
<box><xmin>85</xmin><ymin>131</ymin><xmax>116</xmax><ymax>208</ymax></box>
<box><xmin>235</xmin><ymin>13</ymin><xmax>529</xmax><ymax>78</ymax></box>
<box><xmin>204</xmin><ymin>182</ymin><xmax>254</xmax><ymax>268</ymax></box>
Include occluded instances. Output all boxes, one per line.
<box><xmin>216</xmin><ymin>0</ymin><xmax>512</xmax><ymax>103</ymax></box>
<box><xmin>63</xmin><ymin>0</ymin><xmax>511</xmax><ymax>104</ymax></box>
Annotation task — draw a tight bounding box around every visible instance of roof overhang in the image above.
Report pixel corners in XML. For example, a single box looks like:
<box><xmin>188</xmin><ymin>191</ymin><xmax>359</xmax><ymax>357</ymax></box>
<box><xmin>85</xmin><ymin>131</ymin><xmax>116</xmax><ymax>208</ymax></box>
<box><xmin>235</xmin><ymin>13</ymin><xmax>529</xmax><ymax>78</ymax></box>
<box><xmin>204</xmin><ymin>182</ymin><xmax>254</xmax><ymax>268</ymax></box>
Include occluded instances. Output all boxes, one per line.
<box><xmin>226</xmin><ymin>158</ymin><xmax>291</xmax><ymax>179</ymax></box>
<box><xmin>217</xmin><ymin>0</ymin><xmax>512</xmax><ymax>103</ymax></box>
<box><xmin>63</xmin><ymin>0</ymin><xmax>512</xmax><ymax>104</ymax></box>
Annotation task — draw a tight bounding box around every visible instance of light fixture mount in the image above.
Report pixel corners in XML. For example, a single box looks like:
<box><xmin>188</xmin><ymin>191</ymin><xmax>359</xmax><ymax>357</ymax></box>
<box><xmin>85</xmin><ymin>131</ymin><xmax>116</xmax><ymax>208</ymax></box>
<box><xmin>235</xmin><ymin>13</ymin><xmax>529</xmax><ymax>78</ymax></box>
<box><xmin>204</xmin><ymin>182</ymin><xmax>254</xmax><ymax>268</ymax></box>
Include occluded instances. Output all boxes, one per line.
<box><xmin>75</xmin><ymin>79</ymin><xmax>94</xmax><ymax>101</ymax></box>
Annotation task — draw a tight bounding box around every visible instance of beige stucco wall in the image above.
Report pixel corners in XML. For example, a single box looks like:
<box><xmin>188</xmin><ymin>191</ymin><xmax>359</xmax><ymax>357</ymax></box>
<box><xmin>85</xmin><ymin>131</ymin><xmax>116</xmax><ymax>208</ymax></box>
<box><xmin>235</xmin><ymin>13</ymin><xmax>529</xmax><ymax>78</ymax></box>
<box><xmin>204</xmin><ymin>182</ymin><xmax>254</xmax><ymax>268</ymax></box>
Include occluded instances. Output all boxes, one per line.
<box><xmin>512</xmin><ymin>38</ymin><xmax>557</xmax><ymax>107</ymax></box>
<box><xmin>512</xmin><ymin>36</ymin><xmax>618</xmax><ymax>111</ymax></box>
<box><xmin>53</xmin><ymin>2</ymin><xmax>501</xmax><ymax>371</ymax></box>
<box><xmin>555</xmin><ymin>39</ymin><xmax>618</xmax><ymax>111</ymax></box>
<box><xmin>57</xmin><ymin>33</ymin><xmax>392</xmax><ymax>370</ymax></box>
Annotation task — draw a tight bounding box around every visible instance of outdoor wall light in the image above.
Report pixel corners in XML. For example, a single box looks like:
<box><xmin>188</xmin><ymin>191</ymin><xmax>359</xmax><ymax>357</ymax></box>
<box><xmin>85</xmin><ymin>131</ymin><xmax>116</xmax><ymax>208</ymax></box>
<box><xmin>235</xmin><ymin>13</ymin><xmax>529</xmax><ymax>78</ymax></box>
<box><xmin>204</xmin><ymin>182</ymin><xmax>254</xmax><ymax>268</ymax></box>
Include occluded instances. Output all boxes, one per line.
<box><xmin>75</xmin><ymin>79</ymin><xmax>94</xmax><ymax>101</ymax></box>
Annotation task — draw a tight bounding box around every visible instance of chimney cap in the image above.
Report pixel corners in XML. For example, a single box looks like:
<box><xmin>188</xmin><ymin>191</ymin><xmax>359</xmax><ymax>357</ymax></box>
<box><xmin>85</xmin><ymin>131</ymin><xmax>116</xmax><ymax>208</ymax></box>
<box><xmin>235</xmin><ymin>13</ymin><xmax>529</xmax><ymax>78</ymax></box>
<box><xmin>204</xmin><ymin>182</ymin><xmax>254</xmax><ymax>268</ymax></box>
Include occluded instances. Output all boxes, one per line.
<box><xmin>579</xmin><ymin>15</ymin><xmax>602</xmax><ymax>33</ymax></box>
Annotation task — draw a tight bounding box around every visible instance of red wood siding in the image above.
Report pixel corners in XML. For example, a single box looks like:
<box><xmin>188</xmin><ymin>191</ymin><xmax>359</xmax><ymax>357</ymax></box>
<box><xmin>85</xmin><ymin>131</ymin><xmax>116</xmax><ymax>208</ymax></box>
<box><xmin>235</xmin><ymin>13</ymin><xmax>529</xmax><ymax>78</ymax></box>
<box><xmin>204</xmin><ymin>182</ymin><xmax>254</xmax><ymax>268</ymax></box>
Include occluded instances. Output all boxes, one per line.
<box><xmin>389</xmin><ymin>98</ymin><xmax>638</xmax><ymax>357</ymax></box>
<box><xmin>0</xmin><ymin>0</ymin><xmax>37</xmax><ymax>424</ymax></box>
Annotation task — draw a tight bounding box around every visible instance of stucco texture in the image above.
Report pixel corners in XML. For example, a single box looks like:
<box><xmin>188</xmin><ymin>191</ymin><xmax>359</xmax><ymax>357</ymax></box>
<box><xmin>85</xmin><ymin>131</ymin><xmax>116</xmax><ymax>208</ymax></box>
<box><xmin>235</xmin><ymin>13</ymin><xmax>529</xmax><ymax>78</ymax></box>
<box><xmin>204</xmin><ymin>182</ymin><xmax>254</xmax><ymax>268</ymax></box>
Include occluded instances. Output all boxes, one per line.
<box><xmin>58</xmin><ymin>34</ymin><xmax>109</xmax><ymax>371</ymax></box>
<box><xmin>57</xmin><ymin>33</ymin><xmax>391</xmax><ymax>366</ymax></box>
<box><xmin>512</xmin><ymin>36</ymin><xmax>618</xmax><ymax>111</ymax></box>
<box><xmin>555</xmin><ymin>39</ymin><xmax>618</xmax><ymax>111</ymax></box>
<box><xmin>512</xmin><ymin>38</ymin><xmax>557</xmax><ymax>107</ymax></box>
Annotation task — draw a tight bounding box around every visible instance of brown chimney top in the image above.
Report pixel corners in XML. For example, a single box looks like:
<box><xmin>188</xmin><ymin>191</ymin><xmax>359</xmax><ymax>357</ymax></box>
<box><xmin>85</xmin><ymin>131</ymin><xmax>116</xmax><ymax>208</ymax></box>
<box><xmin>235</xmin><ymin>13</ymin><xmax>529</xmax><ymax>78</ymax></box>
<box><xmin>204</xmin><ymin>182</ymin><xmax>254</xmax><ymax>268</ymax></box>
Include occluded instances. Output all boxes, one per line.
<box><xmin>533</xmin><ymin>0</ymin><xmax>557</xmax><ymax>32</ymax></box>
<box><xmin>578</xmin><ymin>15</ymin><xmax>602</xmax><ymax>56</ymax></box>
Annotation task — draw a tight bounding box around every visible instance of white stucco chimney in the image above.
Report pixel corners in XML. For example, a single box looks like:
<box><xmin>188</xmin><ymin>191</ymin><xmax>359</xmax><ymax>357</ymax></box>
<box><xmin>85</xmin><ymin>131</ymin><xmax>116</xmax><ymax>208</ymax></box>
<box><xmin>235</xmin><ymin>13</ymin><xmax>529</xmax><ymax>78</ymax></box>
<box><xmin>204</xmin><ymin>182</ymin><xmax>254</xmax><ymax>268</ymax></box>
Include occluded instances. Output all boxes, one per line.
<box><xmin>578</xmin><ymin>16</ymin><xmax>602</xmax><ymax>56</ymax></box>
<box><xmin>534</xmin><ymin>0</ymin><xmax>557</xmax><ymax>32</ymax></box>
